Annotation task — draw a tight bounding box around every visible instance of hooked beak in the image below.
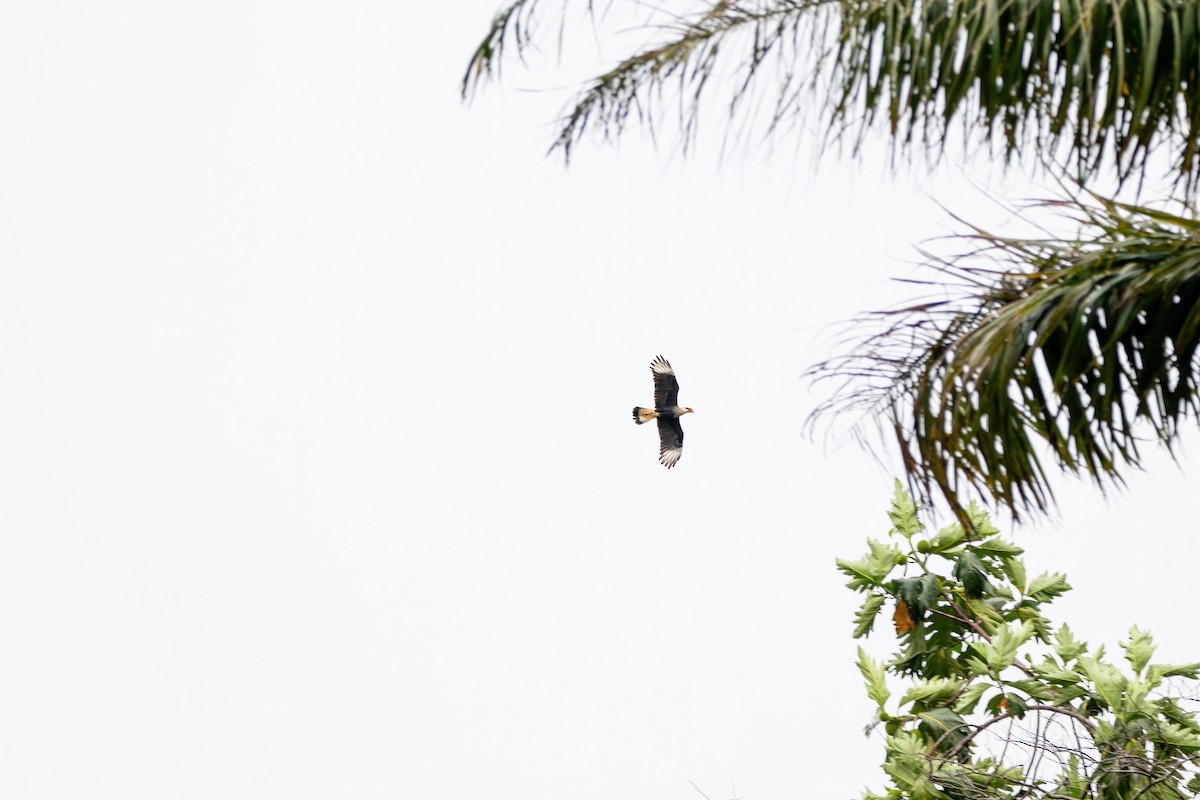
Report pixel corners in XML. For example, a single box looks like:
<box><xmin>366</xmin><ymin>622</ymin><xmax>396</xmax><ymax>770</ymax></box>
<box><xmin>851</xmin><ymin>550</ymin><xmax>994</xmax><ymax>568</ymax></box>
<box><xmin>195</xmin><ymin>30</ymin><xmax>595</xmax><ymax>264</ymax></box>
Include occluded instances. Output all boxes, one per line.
<box><xmin>685</xmin><ymin>407</ymin><xmax>695</xmax><ymax>414</ymax></box>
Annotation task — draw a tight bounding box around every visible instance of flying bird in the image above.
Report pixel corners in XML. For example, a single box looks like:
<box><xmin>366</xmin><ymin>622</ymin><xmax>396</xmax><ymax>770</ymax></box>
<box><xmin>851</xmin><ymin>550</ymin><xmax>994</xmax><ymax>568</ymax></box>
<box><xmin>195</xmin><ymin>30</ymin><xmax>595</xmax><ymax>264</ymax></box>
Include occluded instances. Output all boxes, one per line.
<box><xmin>632</xmin><ymin>355</ymin><xmax>694</xmax><ymax>468</ymax></box>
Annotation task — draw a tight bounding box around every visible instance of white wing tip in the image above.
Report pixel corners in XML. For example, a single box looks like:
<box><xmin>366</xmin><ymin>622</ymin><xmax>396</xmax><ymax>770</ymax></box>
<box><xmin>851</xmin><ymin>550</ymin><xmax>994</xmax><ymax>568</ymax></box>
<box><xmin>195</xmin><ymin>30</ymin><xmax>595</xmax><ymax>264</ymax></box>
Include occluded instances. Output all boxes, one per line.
<box><xmin>650</xmin><ymin>355</ymin><xmax>674</xmax><ymax>375</ymax></box>
<box><xmin>659</xmin><ymin>446</ymin><xmax>682</xmax><ymax>468</ymax></box>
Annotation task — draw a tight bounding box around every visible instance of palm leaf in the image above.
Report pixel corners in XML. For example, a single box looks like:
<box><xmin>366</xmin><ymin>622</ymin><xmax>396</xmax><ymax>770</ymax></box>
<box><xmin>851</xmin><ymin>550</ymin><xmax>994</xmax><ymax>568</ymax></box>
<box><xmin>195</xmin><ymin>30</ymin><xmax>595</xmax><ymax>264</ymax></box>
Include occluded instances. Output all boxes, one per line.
<box><xmin>810</xmin><ymin>190</ymin><xmax>1200</xmax><ymax>519</ymax></box>
<box><xmin>466</xmin><ymin>0</ymin><xmax>1200</xmax><ymax>189</ymax></box>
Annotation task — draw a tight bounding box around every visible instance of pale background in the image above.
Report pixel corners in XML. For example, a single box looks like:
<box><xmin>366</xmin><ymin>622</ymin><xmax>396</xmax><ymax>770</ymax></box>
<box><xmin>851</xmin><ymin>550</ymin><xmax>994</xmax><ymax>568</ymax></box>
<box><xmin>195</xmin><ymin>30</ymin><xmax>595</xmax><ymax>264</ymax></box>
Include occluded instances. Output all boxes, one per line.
<box><xmin>0</xmin><ymin>3</ymin><xmax>1195</xmax><ymax>798</ymax></box>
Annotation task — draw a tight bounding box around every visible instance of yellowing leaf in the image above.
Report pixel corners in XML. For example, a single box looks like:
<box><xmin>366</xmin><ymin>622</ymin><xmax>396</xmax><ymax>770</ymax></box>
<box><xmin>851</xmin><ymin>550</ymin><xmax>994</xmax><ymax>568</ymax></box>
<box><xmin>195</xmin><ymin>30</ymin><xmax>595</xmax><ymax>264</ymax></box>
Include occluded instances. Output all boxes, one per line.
<box><xmin>894</xmin><ymin>599</ymin><xmax>916</xmax><ymax>634</ymax></box>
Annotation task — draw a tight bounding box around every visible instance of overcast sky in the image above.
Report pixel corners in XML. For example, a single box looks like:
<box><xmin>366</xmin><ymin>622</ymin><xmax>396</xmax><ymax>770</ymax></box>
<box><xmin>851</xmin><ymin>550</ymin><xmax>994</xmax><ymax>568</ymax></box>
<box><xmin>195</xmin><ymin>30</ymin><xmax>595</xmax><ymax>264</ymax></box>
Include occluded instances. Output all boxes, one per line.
<box><xmin>0</xmin><ymin>3</ymin><xmax>1197</xmax><ymax>799</ymax></box>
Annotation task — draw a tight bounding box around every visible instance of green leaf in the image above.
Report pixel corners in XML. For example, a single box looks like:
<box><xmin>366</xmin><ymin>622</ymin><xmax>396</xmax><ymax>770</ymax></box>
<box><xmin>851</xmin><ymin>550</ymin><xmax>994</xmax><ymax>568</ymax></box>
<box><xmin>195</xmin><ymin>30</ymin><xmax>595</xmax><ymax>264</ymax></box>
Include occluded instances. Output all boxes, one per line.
<box><xmin>973</xmin><ymin>537</ymin><xmax>1024</xmax><ymax>557</ymax></box>
<box><xmin>889</xmin><ymin>572</ymin><xmax>941</xmax><ymax>624</ymax></box>
<box><xmin>987</xmin><ymin>621</ymin><xmax>1035</xmax><ymax>675</ymax></box>
<box><xmin>1125</xmin><ymin>679</ymin><xmax>1153</xmax><ymax>713</ymax></box>
<box><xmin>1052</xmin><ymin>684</ymin><xmax>1090</xmax><ymax>705</ymax></box>
<box><xmin>926</xmin><ymin>524</ymin><xmax>966</xmax><ymax>553</ymax></box>
<box><xmin>889</xmin><ymin>577</ymin><xmax>923</xmax><ymax>622</ymax></box>
<box><xmin>1054</xmin><ymin>625</ymin><xmax>1087</xmax><ymax>662</ymax></box>
<box><xmin>963</xmin><ymin>596</ymin><xmax>1004</xmax><ymax>633</ymax></box>
<box><xmin>1158</xmin><ymin>697</ymin><xmax>1200</xmax><ymax>733</ymax></box>
<box><xmin>1013</xmin><ymin>605</ymin><xmax>1052</xmax><ymax>642</ymax></box>
<box><xmin>1005</xmin><ymin>693</ymin><xmax>1028</xmax><ymax>718</ymax></box>
<box><xmin>1000</xmin><ymin>557</ymin><xmax>1027</xmax><ymax>593</ymax></box>
<box><xmin>991</xmin><ymin>582</ymin><xmax>1016</xmax><ymax>602</ymax></box>
<box><xmin>1092</xmin><ymin>720</ymin><xmax>1119</xmax><ymax>748</ymax></box>
<box><xmin>887</xmin><ymin>481</ymin><xmax>923</xmax><ymax>539</ymax></box>
<box><xmin>953</xmin><ymin>552</ymin><xmax>988</xmax><ymax>598</ymax></box>
<box><xmin>930</xmin><ymin>758</ymin><xmax>1023</xmax><ymax>793</ymax></box>
<box><xmin>837</xmin><ymin>540</ymin><xmax>905</xmax><ymax>590</ymax></box>
<box><xmin>882</xmin><ymin>733</ymin><xmax>930</xmax><ymax>791</ymax></box>
<box><xmin>892</xmin><ymin>618</ymin><xmax>931</xmax><ymax>674</ymax></box>
<box><xmin>900</xmin><ymin>677</ymin><xmax>966</xmax><ymax>710</ymax></box>
<box><xmin>1150</xmin><ymin>721</ymin><xmax>1200</xmax><ymax>749</ymax></box>
<box><xmin>858</xmin><ymin>646</ymin><xmax>890</xmax><ymax>709</ymax></box>
<box><xmin>1120</xmin><ymin>626</ymin><xmax>1156</xmax><ymax>676</ymax></box>
<box><xmin>1030</xmin><ymin>657</ymin><xmax>1083</xmax><ymax>685</ymax></box>
<box><xmin>918</xmin><ymin>572</ymin><xmax>940</xmax><ymax>616</ymax></box>
<box><xmin>852</xmin><ymin>593</ymin><xmax>886</xmax><ymax>639</ymax></box>
<box><xmin>1004</xmin><ymin>678</ymin><xmax>1059</xmax><ymax>702</ymax></box>
<box><xmin>916</xmin><ymin>707</ymin><xmax>969</xmax><ymax>752</ymax></box>
<box><xmin>964</xmin><ymin>502</ymin><xmax>1000</xmax><ymax>539</ymax></box>
<box><xmin>1026</xmin><ymin>572</ymin><xmax>1071</xmax><ymax>602</ymax></box>
<box><xmin>1147</xmin><ymin>661</ymin><xmax>1200</xmax><ymax>683</ymax></box>
<box><xmin>964</xmin><ymin>656</ymin><xmax>991</xmax><ymax>678</ymax></box>
<box><xmin>1078</xmin><ymin>656</ymin><xmax>1127</xmax><ymax>711</ymax></box>
<box><xmin>983</xmin><ymin>692</ymin><xmax>1003</xmax><ymax>716</ymax></box>
<box><xmin>953</xmin><ymin>681</ymin><xmax>992</xmax><ymax>714</ymax></box>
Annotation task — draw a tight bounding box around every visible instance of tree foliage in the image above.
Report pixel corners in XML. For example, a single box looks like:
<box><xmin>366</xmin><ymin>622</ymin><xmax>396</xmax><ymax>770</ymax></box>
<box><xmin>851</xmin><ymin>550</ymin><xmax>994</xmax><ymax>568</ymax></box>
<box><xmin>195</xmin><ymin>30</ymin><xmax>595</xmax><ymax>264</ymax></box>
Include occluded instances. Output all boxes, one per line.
<box><xmin>810</xmin><ymin>191</ymin><xmax>1200</xmax><ymax>520</ymax></box>
<box><xmin>465</xmin><ymin>0</ymin><xmax>1200</xmax><ymax>190</ymax></box>
<box><xmin>841</xmin><ymin>483</ymin><xmax>1200</xmax><ymax>799</ymax></box>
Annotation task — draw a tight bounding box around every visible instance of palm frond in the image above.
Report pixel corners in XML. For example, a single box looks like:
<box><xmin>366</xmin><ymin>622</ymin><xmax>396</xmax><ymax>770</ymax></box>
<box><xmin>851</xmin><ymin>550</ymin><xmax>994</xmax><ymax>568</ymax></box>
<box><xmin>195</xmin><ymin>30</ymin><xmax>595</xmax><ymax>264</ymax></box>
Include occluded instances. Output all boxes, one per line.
<box><xmin>810</xmin><ymin>191</ymin><xmax>1200</xmax><ymax>519</ymax></box>
<box><xmin>462</xmin><ymin>0</ymin><xmax>547</xmax><ymax>98</ymax></box>
<box><xmin>467</xmin><ymin>0</ymin><xmax>1200</xmax><ymax>189</ymax></box>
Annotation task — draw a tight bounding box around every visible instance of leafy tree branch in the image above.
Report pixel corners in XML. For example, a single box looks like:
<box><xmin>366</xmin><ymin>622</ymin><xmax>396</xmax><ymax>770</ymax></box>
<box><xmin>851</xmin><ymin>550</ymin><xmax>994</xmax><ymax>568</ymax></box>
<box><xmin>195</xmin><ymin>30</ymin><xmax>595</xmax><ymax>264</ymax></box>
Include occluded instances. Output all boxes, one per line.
<box><xmin>841</xmin><ymin>483</ymin><xmax>1200</xmax><ymax>799</ymax></box>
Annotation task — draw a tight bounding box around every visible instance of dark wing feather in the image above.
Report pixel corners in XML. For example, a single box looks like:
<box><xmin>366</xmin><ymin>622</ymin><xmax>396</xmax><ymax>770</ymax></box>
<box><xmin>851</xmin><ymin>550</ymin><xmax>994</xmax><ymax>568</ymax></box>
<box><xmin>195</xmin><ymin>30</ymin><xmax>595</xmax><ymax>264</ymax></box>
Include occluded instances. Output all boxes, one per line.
<box><xmin>650</xmin><ymin>355</ymin><xmax>679</xmax><ymax>408</ymax></box>
<box><xmin>656</xmin><ymin>416</ymin><xmax>684</xmax><ymax>468</ymax></box>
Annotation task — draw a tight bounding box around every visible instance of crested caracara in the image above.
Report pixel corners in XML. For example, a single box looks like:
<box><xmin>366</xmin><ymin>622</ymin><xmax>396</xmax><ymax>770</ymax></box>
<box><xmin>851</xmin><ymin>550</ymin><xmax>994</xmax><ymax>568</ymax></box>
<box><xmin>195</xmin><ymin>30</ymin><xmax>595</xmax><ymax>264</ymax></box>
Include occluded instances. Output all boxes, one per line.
<box><xmin>631</xmin><ymin>355</ymin><xmax>694</xmax><ymax>468</ymax></box>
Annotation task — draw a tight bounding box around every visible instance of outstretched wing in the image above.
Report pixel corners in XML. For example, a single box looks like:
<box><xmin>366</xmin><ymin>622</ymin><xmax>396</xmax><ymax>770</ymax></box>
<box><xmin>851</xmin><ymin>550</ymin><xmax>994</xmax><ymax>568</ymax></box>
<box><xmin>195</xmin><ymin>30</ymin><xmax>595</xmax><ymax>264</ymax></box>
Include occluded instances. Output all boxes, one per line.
<box><xmin>656</xmin><ymin>417</ymin><xmax>684</xmax><ymax>468</ymax></box>
<box><xmin>650</xmin><ymin>355</ymin><xmax>679</xmax><ymax>408</ymax></box>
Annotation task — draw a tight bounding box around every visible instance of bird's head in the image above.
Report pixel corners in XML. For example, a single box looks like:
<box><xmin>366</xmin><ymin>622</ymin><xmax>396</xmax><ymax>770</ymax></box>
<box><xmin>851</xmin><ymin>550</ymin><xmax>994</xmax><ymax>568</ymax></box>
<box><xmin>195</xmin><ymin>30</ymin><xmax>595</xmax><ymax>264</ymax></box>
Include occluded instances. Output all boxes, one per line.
<box><xmin>683</xmin><ymin>407</ymin><xmax>695</xmax><ymax>415</ymax></box>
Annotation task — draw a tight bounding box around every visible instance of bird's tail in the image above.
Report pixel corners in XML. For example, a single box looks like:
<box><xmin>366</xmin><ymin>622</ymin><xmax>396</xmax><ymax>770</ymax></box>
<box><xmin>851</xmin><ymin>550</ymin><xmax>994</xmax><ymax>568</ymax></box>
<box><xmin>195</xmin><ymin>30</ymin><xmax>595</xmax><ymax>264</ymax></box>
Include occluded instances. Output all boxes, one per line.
<box><xmin>632</xmin><ymin>407</ymin><xmax>657</xmax><ymax>424</ymax></box>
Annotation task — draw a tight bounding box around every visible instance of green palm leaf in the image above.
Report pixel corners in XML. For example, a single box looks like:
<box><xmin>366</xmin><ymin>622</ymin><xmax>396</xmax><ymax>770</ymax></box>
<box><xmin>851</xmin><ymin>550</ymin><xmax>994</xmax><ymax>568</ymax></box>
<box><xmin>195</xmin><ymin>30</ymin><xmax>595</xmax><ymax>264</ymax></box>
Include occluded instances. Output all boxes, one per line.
<box><xmin>466</xmin><ymin>0</ymin><xmax>1200</xmax><ymax>188</ymax></box>
<box><xmin>811</xmin><ymin>190</ymin><xmax>1200</xmax><ymax>519</ymax></box>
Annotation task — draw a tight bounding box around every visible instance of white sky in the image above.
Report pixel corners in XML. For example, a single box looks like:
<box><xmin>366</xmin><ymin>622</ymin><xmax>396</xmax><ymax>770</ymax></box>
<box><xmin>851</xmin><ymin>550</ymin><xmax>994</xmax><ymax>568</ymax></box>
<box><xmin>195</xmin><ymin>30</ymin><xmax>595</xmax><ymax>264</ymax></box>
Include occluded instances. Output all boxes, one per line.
<box><xmin>0</xmin><ymin>3</ymin><xmax>1197</xmax><ymax>798</ymax></box>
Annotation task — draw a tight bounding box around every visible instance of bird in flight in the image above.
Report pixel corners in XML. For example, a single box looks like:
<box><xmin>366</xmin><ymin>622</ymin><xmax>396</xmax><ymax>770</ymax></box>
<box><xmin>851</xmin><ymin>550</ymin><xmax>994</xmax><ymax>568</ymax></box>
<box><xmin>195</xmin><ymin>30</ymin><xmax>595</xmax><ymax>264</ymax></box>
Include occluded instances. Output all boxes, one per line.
<box><xmin>632</xmin><ymin>355</ymin><xmax>694</xmax><ymax>468</ymax></box>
